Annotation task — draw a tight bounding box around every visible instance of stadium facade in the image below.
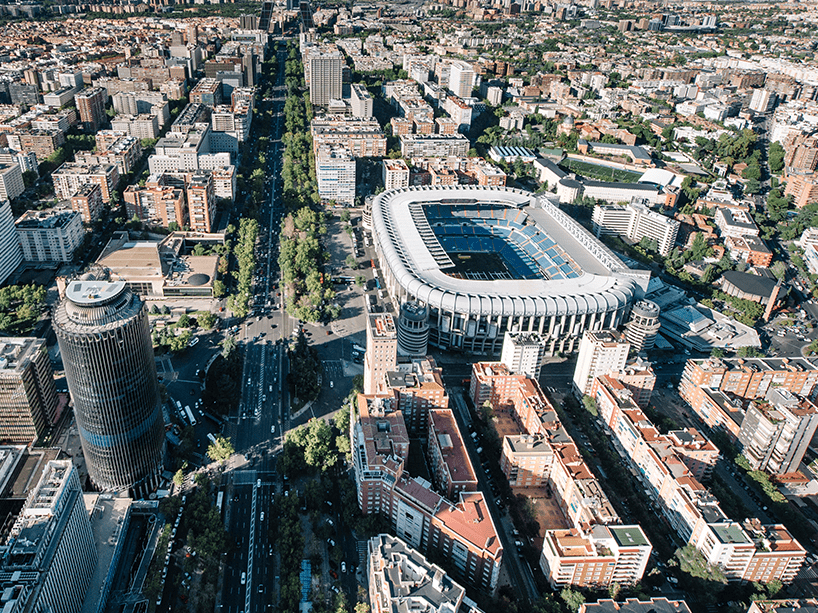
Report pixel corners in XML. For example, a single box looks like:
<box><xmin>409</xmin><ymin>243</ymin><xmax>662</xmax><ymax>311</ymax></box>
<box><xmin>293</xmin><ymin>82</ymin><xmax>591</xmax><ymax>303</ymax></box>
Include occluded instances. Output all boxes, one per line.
<box><xmin>371</xmin><ymin>186</ymin><xmax>649</xmax><ymax>355</ymax></box>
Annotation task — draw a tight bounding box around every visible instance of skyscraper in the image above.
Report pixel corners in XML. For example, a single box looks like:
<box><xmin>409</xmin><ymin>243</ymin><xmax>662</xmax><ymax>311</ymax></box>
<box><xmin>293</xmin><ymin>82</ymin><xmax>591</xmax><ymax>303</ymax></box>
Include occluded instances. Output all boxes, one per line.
<box><xmin>307</xmin><ymin>48</ymin><xmax>343</xmax><ymax>107</ymax></box>
<box><xmin>0</xmin><ymin>200</ymin><xmax>22</xmax><ymax>285</ymax></box>
<box><xmin>53</xmin><ymin>280</ymin><xmax>165</xmax><ymax>496</ymax></box>
<box><xmin>0</xmin><ymin>337</ymin><xmax>58</xmax><ymax>443</ymax></box>
<box><xmin>448</xmin><ymin>60</ymin><xmax>475</xmax><ymax>98</ymax></box>
<box><xmin>75</xmin><ymin>87</ymin><xmax>107</xmax><ymax>133</ymax></box>
<box><xmin>3</xmin><ymin>460</ymin><xmax>97</xmax><ymax>613</ymax></box>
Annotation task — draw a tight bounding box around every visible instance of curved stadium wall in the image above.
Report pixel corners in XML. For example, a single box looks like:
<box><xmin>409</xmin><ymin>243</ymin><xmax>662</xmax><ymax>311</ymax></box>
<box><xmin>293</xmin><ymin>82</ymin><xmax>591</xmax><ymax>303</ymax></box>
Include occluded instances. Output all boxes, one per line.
<box><xmin>371</xmin><ymin>185</ymin><xmax>648</xmax><ymax>355</ymax></box>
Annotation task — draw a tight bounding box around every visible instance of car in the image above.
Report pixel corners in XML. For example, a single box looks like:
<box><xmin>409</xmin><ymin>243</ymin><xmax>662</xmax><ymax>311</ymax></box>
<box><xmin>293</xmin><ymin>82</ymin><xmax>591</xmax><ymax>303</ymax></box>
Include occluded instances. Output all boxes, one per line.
<box><xmin>257</xmin><ymin>479</ymin><xmax>262</xmax><ymax>488</ymax></box>
<box><xmin>341</xmin><ymin>562</ymin><xmax>346</xmax><ymax>573</ymax></box>
<box><xmin>258</xmin><ymin>585</ymin><xmax>264</xmax><ymax>593</ymax></box>
<box><xmin>329</xmin><ymin>569</ymin><xmax>338</xmax><ymax>579</ymax></box>
<box><xmin>329</xmin><ymin>381</ymin><xmax>334</xmax><ymax>388</ymax></box>
<box><xmin>327</xmin><ymin>539</ymin><xmax>335</xmax><ymax>547</ymax></box>
<box><xmin>260</xmin><ymin>512</ymin><xmax>265</xmax><ymax>521</ymax></box>
<box><xmin>327</xmin><ymin>518</ymin><xmax>334</xmax><ymax>526</ymax></box>
<box><xmin>241</xmin><ymin>572</ymin><xmax>246</xmax><ymax>585</ymax></box>
<box><xmin>271</xmin><ymin>425</ymin><xmax>276</xmax><ymax>433</ymax></box>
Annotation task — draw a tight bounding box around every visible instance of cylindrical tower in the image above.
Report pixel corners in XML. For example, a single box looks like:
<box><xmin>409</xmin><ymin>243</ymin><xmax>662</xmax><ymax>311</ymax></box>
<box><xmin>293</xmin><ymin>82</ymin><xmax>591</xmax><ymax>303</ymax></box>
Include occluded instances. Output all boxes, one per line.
<box><xmin>397</xmin><ymin>301</ymin><xmax>430</xmax><ymax>358</ymax></box>
<box><xmin>53</xmin><ymin>280</ymin><xmax>165</xmax><ymax>497</ymax></box>
<box><xmin>624</xmin><ymin>299</ymin><xmax>661</xmax><ymax>353</ymax></box>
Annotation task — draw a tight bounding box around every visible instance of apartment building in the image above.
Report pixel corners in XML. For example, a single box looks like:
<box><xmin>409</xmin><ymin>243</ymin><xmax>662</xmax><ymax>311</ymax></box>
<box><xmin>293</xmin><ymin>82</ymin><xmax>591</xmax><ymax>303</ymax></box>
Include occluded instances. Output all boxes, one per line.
<box><xmin>75</xmin><ymin>87</ymin><xmax>107</xmax><ymax>133</ymax></box>
<box><xmin>350</xmin><ymin>394</ymin><xmax>503</xmax><ymax>591</ymax></box>
<box><xmin>350</xmin><ymin>83</ymin><xmax>373</xmax><ymax>118</ymax></box>
<box><xmin>364</xmin><ymin>313</ymin><xmax>398</xmax><ymax>395</ymax></box>
<box><xmin>541</xmin><ymin>525</ymin><xmax>652</xmax><ymax>589</ymax></box>
<box><xmin>112</xmin><ymin>91</ymin><xmax>168</xmax><ymax>116</ymax></box>
<box><xmin>595</xmin><ymin>372</ymin><xmax>804</xmax><ymax>582</ymax></box>
<box><xmin>186</xmin><ymin>170</ymin><xmax>216</xmax><ymax>233</ymax></box>
<box><xmin>500</xmin><ymin>330</ymin><xmax>548</xmax><ymax>378</ymax></box>
<box><xmin>384</xmin><ymin>357</ymin><xmax>447</xmax><ymax>435</ymax></box>
<box><xmin>592</xmin><ymin>199</ymin><xmax>680</xmax><ymax>256</ymax></box>
<box><xmin>382</xmin><ymin>158</ymin><xmax>410</xmax><ymax>190</ymax></box>
<box><xmin>70</xmin><ymin>183</ymin><xmax>104</xmax><ymax>223</ymax></box>
<box><xmin>784</xmin><ymin>169</ymin><xmax>818</xmax><ymax>208</ymax></box>
<box><xmin>679</xmin><ymin>357</ymin><xmax>818</xmax><ymax>432</ymax></box>
<box><xmin>212</xmin><ymin>165</ymin><xmax>237</xmax><ymax>202</ymax></box>
<box><xmin>52</xmin><ymin>163</ymin><xmax>120</xmax><ymax>203</ymax></box>
<box><xmin>368</xmin><ymin>534</ymin><xmax>466</xmax><ymax>613</ymax></box>
<box><xmin>427</xmin><ymin>409</ymin><xmax>478</xmax><ymax>499</ymax></box>
<box><xmin>469</xmin><ymin>361</ymin><xmax>649</xmax><ymax>587</ymax></box>
<box><xmin>5</xmin><ymin>128</ymin><xmax>65</xmax><ymax>159</ymax></box>
<box><xmin>572</xmin><ymin>330</ymin><xmax>631</xmax><ymax>397</ymax></box>
<box><xmin>311</xmin><ymin>116</ymin><xmax>387</xmax><ymax>158</ymax></box>
<box><xmin>189</xmin><ymin>78</ymin><xmax>222</xmax><ymax>106</ymax></box>
<box><xmin>111</xmin><ymin>114</ymin><xmax>161</xmax><ymax>140</ymax></box>
<box><xmin>714</xmin><ymin>208</ymin><xmax>760</xmax><ymax>238</ymax></box>
<box><xmin>76</xmin><ymin>134</ymin><xmax>142</xmax><ymax>176</ymax></box>
<box><xmin>124</xmin><ymin>177</ymin><xmax>187</xmax><ymax>228</ymax></box>
<box><xmin>400</xmin><ymin>134</ymin><xmax>470</xmax><ymax>158</ymax></box>
<box><xmin>738</xmin><ymin>388</ymin><xmax>818</xmax><ymax>475</ymax></box>
<box><xmin>723</xmin><ymin>235</ymin><xmax>773</xmax><ymax>268</ymax></box>
<box><xmin>0</xmin><ymin>162</ymin><xmax>24</xmax><ymax>202</ymax></box>
<box><xmin>15</xmin><ymin>209</ymin><xmax>84</xmax><ymax>262</ymax></box>
<box><xmin>316</xmin><ymin>144</ymin><xmax>356</xmax><ymax>205</ymax></box>
<box><xmin>590</xmin><ymin>358</ymin><xmax>656</xmax><ymax>409</ymax></box>
<box><xmin>0</xmin><ymin>337</ymin><xmax>57</xmax><ymax>443</ymax></box>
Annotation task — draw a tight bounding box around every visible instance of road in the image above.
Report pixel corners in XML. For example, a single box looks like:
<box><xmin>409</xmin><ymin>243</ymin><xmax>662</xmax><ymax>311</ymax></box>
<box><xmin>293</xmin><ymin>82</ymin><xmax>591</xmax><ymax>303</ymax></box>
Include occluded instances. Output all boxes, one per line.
<box><xmin>220</xmin><ymin>41</ymin><xmax>289</xmax><ymax>613</ymax></box>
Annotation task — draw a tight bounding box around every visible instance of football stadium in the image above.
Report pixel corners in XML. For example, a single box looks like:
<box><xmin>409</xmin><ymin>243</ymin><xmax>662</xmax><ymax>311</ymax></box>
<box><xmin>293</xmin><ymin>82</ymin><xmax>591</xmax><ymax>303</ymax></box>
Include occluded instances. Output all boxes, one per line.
<box><xmin>371</xmin><ymin>186</ymin><xmax>650</xmax><ymax>355</ymax></box>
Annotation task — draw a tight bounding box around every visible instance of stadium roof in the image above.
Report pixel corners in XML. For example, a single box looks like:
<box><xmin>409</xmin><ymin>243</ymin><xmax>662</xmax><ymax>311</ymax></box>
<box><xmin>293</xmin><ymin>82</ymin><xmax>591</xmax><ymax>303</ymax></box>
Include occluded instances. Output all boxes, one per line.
<box><xmin>372</xmin><ymin>186</ymin><xmax>648</xmax><ymax>318</ymax></box>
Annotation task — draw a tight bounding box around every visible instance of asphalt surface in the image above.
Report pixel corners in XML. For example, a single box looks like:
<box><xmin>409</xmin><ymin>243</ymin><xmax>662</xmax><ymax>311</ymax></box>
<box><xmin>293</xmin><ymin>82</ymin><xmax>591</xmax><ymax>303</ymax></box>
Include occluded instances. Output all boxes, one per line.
<box><xmin>219</xmin><ymin>42</ymin><xmax>289</xmax><ymax>613</ymax></box>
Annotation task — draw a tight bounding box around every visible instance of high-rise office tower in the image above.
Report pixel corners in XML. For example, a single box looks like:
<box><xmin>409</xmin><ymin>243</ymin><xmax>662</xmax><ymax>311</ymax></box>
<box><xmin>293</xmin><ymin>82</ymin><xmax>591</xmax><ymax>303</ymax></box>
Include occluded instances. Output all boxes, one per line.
<box><xmin>0</xmin><ymin>201</ymin><xmax>22</xmax><ymax>285</ymax></box>
<box><xmin>3</xmin><ymin>460</ymin><xmax>97</xmax><ymax>613</ymax></box>
<box><xmin>0</xmin><ymin>337</ymin><xmax>58</xmax><ymax>443</ymax></box>
<box><xmin>53</xmin><ymin>280</ymin><xmax>165</xmax><ymax>497</ymax></box>
<box><xmin>307</xmin><ymin>48</ymin><xmax>343</xmax><ymax>106</ymax></box>
<box><xmin>572</xmin><ymin>330</ymin><xmax>630</xmax><ymax>397</ymax></box>
<box><xmin>75</xmin><ymin>87</ymin><xmax>107</xmax><ymax>133</ymax></box>
<box><xmin>448</xmin><ymin>60</ymin><xmax>475</xmax><ymax>98</ymax></box>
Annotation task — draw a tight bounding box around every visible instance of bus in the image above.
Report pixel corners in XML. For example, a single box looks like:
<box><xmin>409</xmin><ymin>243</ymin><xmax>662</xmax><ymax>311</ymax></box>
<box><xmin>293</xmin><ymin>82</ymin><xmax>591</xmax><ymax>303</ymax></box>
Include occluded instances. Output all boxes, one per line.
<box><xmin>185</xmin><ymin>406</ymin><xmax>197</xmax><ymax>427</ymax></box>
<box><xmin>216</xmin><ymin>491</ymin><xmax>224</xmax><ymax>514</ymax></box>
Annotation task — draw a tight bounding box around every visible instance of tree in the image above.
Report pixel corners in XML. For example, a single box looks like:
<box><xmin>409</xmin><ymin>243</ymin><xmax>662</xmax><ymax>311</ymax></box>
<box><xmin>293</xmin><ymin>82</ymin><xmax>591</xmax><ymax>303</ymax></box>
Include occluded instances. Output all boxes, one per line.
<box><xmin>220</xmin><ymin>335</ymin><xmax>237</xmax><ymax>359</ymax></box>
<box><xmin>196</xmin><ymin>311</ymin><xmax>216</xmax><ymax>329</ymax></box>
<box><xmin>345</xmin><ymin>254</ymin><xmax>358</xmax><ymax>269</ymax></box>
<box><xmin>169</xmin><ymin>330</ymin><xmax>192</xmax><ymax>352</ymax></box>
<box><xmin>744</xmin><ymin>178</ymin><xmax>761</xmax><ymax>195</ymax></box>
<box><xmin>769</xmin><ymin>141</ymin><xmax>785</xmax><ymax>173</ymax></box>
<box><xmin>355</xmin><ymin>275</ymin><xmax>366</xmax><ymax>287</ymax></box>
<box><xmin>354</xmin><ymin>604</ymin><xmax>371</xmax><ymax>613</ymax></box>
<box><xmin>176</xmin><ymin>313</ymin><xmax>191</xmax><ymax>328</ymax></box>
<box><xmin>581</xmin><ymin>395</ymin><xmax>598</xmax><ymax>416</ymax></box>
<box><xmin>173</xmin><ymin>469</ymin><xmax>184</xmax><ymax>487</ymax></box>
<box><xmin>207</xmin><ymin>435</ymin><xmax>235</xmax><ymax>464</ymax></box>
<box><xmin>560</xmin><ymin>588</ymin><xmax>585</xmax><ymax>613</ymax></box>
<box><xmin>22</xmin><ymin>170</ymin><xmax>37</xmax><ymax>188</ymax></box>
<box><xmin>212</xmin><ymin>279</ymin><xmax>226</xmax><ymax>298</ymax></box>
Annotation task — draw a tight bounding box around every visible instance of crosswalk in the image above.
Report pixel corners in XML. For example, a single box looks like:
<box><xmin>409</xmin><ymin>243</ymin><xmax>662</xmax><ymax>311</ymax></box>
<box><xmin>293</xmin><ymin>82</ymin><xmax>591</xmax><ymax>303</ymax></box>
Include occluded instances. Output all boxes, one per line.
<box><xmin>356</xmin><ymin>540</ymin><xmax>367</xmax><ymax>576</ymax></box>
